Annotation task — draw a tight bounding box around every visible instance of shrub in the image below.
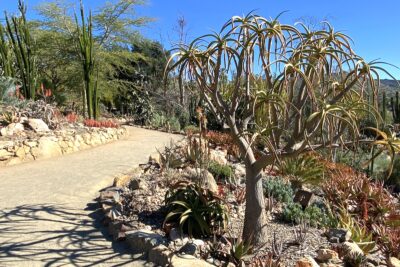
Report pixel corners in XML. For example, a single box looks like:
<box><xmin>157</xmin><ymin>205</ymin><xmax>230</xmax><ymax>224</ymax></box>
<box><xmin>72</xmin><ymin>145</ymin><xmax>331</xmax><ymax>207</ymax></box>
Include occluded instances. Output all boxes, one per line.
<box><xmin>262</xmin><ymin>176</ymin><xmax>294</xmax><ymax>203</ymax></box>
<box><xmin>164</xmin><ymin>181</ymin><xmax>228</xmax><ymax>237</ymax></box>
<box><xmin>279</xmin><ymin>153</ymin><xmax>325</xmax><ymax>189</ymax></box>
<box><xmin>167</xmin><ymin>116</ymin><xmax>181</xmax><ymax>132</ymax></box>
<box><xmin>206</xmin><ymin>130</ymin><xmax>241</xmax><ymax>159</ymax></box>
<box><xmin>184</xmin><ymin>125</ymin><xmax>200</xmax><ymax>135</ymax></box>
<box><xmin>387</xmin><ymin>156</ymin><xmax>400</xmax><ymax>193</ymax></box>
<box><xmin>208</xmin><ymin>161</ymin><xmax>233</xmax><ymax>182</ymax></box>
<box><xmin>282</xmin><ymin>202</ymin><xmax>334</xmax><ymax>227</ymax></box>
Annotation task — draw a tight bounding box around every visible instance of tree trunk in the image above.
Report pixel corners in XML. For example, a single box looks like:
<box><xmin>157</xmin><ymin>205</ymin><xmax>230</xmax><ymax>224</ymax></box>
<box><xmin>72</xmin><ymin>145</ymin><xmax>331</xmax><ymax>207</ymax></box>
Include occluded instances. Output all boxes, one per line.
<box><xmin>242</xmin><ymin>164</ymin><xmax>268</xmax><ymax>246</ymax></box>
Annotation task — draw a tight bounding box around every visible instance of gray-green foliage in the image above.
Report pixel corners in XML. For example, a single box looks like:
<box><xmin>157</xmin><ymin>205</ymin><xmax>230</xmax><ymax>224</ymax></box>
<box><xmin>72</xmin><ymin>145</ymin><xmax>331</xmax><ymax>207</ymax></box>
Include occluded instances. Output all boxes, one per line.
<box><xmin>282</xmin><ymin>202</ymin><xmax>335</xmax><ymax>227</ymax></box>
<box><xmin>262</xmin><ymin>176</ymin><xmax>294</xmax><ymax>203</ymax></box>
<box><xmin>208</xmin><ymin>161</ymin><xmax>233</xmax><ymax>182</ymax></box>
<box><xmin>0</xmin><ymin>77</ymin><xmax>17</xmax><ymax>102</ymax></box>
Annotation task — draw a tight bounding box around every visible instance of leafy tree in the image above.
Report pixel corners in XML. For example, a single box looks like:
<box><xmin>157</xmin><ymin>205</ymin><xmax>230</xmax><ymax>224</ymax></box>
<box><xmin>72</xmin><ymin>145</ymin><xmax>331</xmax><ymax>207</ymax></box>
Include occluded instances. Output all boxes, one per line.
<box><xmin>33</xmin><ymin>0</ymin><xmax>152</xmax><ymax>116</ymax></box>
<box><xmin>169</xmin><ymin>13</ymin><xmax>396</xmax><ymax>246</ymax></box>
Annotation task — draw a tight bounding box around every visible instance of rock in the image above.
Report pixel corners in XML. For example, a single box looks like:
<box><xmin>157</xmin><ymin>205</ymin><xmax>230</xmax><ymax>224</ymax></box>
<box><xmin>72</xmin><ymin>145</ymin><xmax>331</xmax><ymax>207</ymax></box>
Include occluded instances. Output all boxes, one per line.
<box><xmin>126</xmin><ymin>230</ymin><xmax>166</xmax><ymax>254</ymax></box>
<box><xmin>296</xmin><ymin>256</ymin><xmax>320</xmax><ymax>267</ymax></box>
<box><xmin>0</xmin><ymin>141</ymin><xmax>14</xmax><ymax>149</ymax></box>
<box><xmin>326</xmin><ymin>228</ymin><xmax>351</xmax><ymax>243</ymax></box>
<box><xmin>6</xmin><ymin>157</ymin><xmax>22</xmax><ymax>166</ymax></box>
<box><xmin>293</xmin><ymin>189</ymin><xmax>314</xmax><ymax>208</ymax></box>
<box><xmin>1</xmin><ymin>123</ymin><xmax>24</xmax><ymax>136</ymax></box>
<box><xmin>113</xmin><ymin>174</ymin><xmax>131</xmax><ymax>187</ymax></box>
<box><xmin>0</xmin><ymin>149</ymin><xmax>13</xmax><ymax>161</ymax></box>
<box><xmin>27</xmin><ymin>119</ymin><xmax>50</xmax><ymax>132</ymax></box>
<box><xmin>233</xmin><ymin>164</ymin><xmax>246</xmax><ymax>177</ymax></box>
<box><xmin>179</xmin><ymin>239</ymin><xmax>205</xmax><ymax>256</ymax></box>
<box><xmin>169</xmin><ymin>227</ymin><xmax>189</xmax><ymax>246</ymax></box>
<box><xmin>316</xmin><ymin>249</ymin><xmax>338</xmax><ymax>262</ymax></box>
<box><xmin>184</xmin><ymin>168</ymin><xmax>218</xmax><ymax>193</ymax></box>
<box><xmin>129</xmin><ymin>177</ymin><xmax>148</xmax><ymax>191</ymax></box>
<box><xmin>342</xmin><ymin>242</ymin><xmax>364</xmax><ymax>262</ymax></box>
<box><xmin>149</xmin><ymin>153</ymin><xmax>161</xmax><ymax>165</ymax></box>
<box><xmin>37</xmin><ymin>136</ymin><xmax>62</xmax><ymax>159</ymax></box>
<box><xmin>209</xmin><ymin>149</ymin><xmax>228</xmax><ymax>165</ymax></box>
<box><xmin>148</xmin><ymin>245</ymin><xmax>173</xmax><ymax>266</ymax></box>
<box><xmin>389</xmin><ymin>257</ymin><xmax>400</xmax><ymax>267</ymax></box>
<box><xmin>15</xmin><ymin>146</ymin><xmax>26</xmax><ymax>159</ymax></box>
<box><xmin>170</xmin><ymin>255</ymin><xmax>214</xmax><ymax>267</ymax></box>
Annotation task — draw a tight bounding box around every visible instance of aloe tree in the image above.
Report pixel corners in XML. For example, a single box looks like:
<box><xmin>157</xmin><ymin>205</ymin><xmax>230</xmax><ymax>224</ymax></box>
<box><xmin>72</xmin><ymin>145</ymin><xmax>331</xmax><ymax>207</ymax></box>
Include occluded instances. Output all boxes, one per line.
<box><xmin>4</xmin><ymin>0</ymin><xmax>37</xmax><ymax>99</ymax></box>
<box><xmin>75</xmin><ymin>0</ymin><xmax>97</xmax><ymax>119</ymax></box>
<box><xmin>0</xmin><ymin>24</ymin><xmax>14</xmax><ymax>77</ymax></box>
<box><xmin>168</xmin><ymin>13</ymin><xmax>397</xmax><ymax>246</ymax></box>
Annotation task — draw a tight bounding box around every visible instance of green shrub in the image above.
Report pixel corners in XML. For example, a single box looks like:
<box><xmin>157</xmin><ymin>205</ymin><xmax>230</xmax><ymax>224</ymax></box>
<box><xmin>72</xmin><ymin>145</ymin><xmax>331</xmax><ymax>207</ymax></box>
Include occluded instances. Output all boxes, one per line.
<box><xmin>151</xmin><ymin>113</ymin><xmax>166</xmax><ymax>128</ymax></box>
<box><xmin>208</xmin><ymin>161</ymin><xmax>233</xmax><ymax>182</ymax></box>
<box><xmin>167</xmin><ymin>116</ymin><xmax>181</xmax><ymax>132</ymax></box>
<box><xmin>282</xmin><ymin>202</ymin><xmax>335</xmax><ymax>227</ymax></box>
<box><xmin>262</xmin><ymin>176</ymin><xmax>294</xmax><ymax>203</ymax></box>
<box><xmin>164</xmin><ymin>181</ymin><xmax>228</xmax><ymax>237</ymax></box>
<box><xmin>184</xmin><ymin>125</ymin><xmax>200</xmax><ymax>134</ymax></box>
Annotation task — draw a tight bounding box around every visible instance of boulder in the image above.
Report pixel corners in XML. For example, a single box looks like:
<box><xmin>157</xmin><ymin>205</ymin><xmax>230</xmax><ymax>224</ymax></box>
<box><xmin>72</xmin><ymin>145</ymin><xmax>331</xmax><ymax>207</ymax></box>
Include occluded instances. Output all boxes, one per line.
<box><xmin>0</xmin><ymin>123</ymin><xmax>24</xmax><ymax>136</ymax></box>
<box><xmin>296</xmin><ymin>256</ymin><xmax>320</xmax><ymax>267</ymax></box>
<box><xmin>0</xmin><ymin>149</ymin><xmax>13</xmax><ymax>161</ymax></box>
<box><xmin>27</xmin><ymin>119</ymin><xmax>50</xmax><ymax>132</ymax></box>
<box><xmin>149</xmin><ymin>153</ymin><xmax>161</xmax><ymax>165</ymax></box>
<box><xmin>0</xmin><ymin>141</ymin><xmax>14</xmax><ymax>149</ymax></box>
<box><xmin>126</xmin><ymin>229</ymin><xmax>166</xmax><ymax>254</ymax></box>
<box><xmin>209</xmin><ymin>149</ymin><xmax>228</xmax><ymax>165</ymax></box>
<box><xmin>179</xmin><ymin>239</ymin><xmax>205</xmax><ymax>256</ymax></box>
<box><xmin>184</xmin><ymin>168</ymin><xmax>218</xmax><ymax>193</ymax></box>
<box><xmin>342</xmin><ymin>242</ymin><xmax>364</xmax><ymax>262</ymax></box>
<box><xmin>170</xmin><ymin>255</ymin><xmax>214</xmax><ymax>267</ymax></box>
<box><xmin>148</xmin><ymin>245</ymin><xmax>173</xmax><ymax>266</ymax></box>
<box><xmin>389</xmin><ymin>257</ymin><xmax>400</xmax><ymax>267</ymax></box>
<box><xmin>37</xmin><ymin>136</ymin><xmax>62</xmax><ymax>159</ymax></box>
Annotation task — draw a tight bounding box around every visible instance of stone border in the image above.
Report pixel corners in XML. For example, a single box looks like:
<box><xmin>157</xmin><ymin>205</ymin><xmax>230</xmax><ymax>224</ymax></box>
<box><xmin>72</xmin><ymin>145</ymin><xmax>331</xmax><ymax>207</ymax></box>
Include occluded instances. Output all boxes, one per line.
<box><xmin>98</xmin><ymin>175</ymin><xmax>215</xmax><ymax>267</ymax></box>
<box><xmin>0</xmin><ymin>126</ymin><xmax>128</xmax><ymax>167</ymax></box>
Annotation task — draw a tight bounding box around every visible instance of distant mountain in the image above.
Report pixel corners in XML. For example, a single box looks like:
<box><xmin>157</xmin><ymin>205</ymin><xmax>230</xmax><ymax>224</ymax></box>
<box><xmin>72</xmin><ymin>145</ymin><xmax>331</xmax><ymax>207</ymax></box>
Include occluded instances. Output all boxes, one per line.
<box><xmin>380</xmin><ymin>79</ymin><xmax>400</xmax><ymax>97</ymax></box>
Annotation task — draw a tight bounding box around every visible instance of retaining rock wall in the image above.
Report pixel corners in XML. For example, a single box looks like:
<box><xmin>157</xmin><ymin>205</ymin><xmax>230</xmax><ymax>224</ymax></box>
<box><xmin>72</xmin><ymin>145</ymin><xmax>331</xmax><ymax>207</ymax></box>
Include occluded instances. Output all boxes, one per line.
<box><xmin>0</xmin><ymin>127</ymin><xmax>127</xmax><ymax>167</ymax></box>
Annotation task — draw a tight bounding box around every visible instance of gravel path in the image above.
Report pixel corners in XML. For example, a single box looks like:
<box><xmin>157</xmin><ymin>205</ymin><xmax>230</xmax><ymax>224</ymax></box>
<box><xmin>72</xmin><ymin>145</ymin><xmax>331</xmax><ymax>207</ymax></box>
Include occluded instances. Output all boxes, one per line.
<box><xmin>0</xmin><ymin>127</ymin><xmax>181</xmax><ymax>266</ymax></box>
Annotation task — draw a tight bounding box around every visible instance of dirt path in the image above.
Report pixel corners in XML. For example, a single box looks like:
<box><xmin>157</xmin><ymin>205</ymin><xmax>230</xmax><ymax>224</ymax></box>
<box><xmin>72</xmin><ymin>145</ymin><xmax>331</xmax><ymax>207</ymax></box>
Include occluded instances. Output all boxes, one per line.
<box><xmin>0</xmin><ymin>127</ymin><xmax>181</xmax><ymax>266</ymax></box>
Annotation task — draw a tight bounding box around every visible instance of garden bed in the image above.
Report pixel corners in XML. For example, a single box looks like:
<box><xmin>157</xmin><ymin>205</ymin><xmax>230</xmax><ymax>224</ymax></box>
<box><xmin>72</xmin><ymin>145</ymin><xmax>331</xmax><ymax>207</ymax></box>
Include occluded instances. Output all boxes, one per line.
<box><xmin>97</xmin><ymin>133</ymin><xmax>399</xmax><ymax>267</ymax></box>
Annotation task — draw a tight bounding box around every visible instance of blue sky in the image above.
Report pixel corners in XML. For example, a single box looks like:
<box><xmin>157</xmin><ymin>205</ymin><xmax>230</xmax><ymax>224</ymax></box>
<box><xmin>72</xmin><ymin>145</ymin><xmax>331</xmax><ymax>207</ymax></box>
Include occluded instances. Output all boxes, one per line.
<box><xmin>1</xmin><ymin>0</ymin><xmax>400</xmax><ymax>79</ymax></box>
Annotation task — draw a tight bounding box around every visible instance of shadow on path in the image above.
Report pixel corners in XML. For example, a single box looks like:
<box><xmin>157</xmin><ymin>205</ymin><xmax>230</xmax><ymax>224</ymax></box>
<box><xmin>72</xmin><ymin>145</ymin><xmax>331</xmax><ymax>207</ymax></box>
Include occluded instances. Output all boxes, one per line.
<box><xmin>0</xmin><ymin>203</ymin><xmax>140</xmax><ymax>266</ymax></box>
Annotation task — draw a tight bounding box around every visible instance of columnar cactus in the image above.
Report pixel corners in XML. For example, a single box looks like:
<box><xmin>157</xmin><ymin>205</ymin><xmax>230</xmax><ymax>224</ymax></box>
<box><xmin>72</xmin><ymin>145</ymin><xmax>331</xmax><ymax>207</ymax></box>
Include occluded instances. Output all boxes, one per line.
<box><xmin>391</xmin><ymin>91</ymin><xmax>400</xmax><ymax>123</ymax></box>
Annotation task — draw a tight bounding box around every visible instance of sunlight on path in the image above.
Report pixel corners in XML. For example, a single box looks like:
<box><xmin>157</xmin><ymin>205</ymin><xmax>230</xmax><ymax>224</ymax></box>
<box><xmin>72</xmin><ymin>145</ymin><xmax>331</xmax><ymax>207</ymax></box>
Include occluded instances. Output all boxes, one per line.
<box><xmin>0</xmin><ymin>127</ymin><xmax>181</xmax><ymax>266</ymax></box>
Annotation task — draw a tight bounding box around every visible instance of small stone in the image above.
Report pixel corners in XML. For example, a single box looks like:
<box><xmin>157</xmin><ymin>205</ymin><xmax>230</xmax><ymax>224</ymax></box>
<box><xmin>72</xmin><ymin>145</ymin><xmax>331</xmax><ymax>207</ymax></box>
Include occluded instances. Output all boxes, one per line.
<box><xmin>293</xmin><ymin>189</ymin><xmax>314</xmax><ymax>208</ymax></box>
<box><xmin>126</xmin><ymin>230</ymin><xmax>166</xmax><ymax>254</ymax></box>
<box><xmin>316</xmin><ymin>249</ymin><xmax>338</xmax><ymax>262</ymax></box>
<box><xmin>296</xmin><ymin>256</ymin><xmax>320</xmax><ymax>267</ymax></box>
<box><xmin>129</xmin><ymin>177</ymin><xmax>148</xmax><ymax>191</ymax></box>
<box><xmin>326</xmin><ymin>228</ymin><xmax>351</xmax><ymax>243</ymax></box>
<box><xmin>0</xmin><ymin>141</ymin><xmax>14</xmax><ymax>149</ymax></box>
<box><xmin>0</xmin><ymin>149</ymin><xmax>13</xmax><ymax>160</ymax></box>
<box><xmin>148</xmin><ymin>245</ymin><xmax>173</xmax><ymax>266</ymax></box>
<box><xmin>342</xmin><ymin>241</ymin><xmax>364</xmax><ymax>262</ymax></box>
<box><xmin>209</xmin><ymin>149</ymin><xmax>228</xmax><ymax>165</ymax></box>
<box><xmin>0</xmin><ymin>123</ymin><xmax>24</xmax><ymax>136</ymax></box>
<box><xmin>27</xmin><ymin>119</ymin><xmax>50</xmax><ymax>132</ymax></box>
